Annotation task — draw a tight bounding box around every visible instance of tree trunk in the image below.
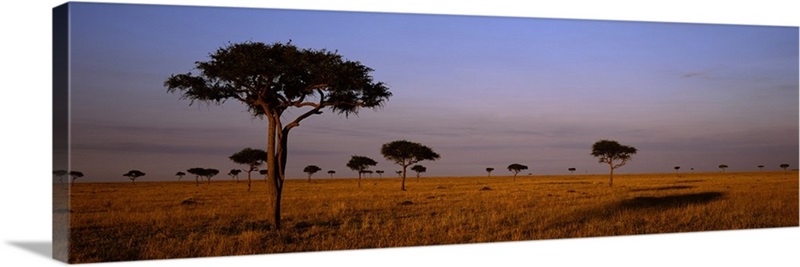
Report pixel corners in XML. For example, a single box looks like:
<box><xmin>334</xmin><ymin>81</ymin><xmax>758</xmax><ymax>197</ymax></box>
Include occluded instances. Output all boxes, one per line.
<box><xmin>401</xmin><ymin>166</ymin><xmax>408</xmax><ymax>191</ymax></box>
<box><xmin>246</xmin><ymin>171</ymin><xmax>252</xmax><ymax>192</ymax></box>
<box><xmin>195</xmin><ymin>176</ymin><xmax>199</xmax><ymax>186</ymax></box>
<box><xmin>609</xmin><ymin>163</ymin><xmax>614</xmax><ymax>187</ymax></box>
<box><xmin>265</xmin><ymin>116</ymin><xmax>280</xmax><ymax>229</ymax></box>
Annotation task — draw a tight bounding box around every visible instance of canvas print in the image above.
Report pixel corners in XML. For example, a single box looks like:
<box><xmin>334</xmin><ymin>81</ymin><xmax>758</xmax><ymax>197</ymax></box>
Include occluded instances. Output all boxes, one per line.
<box><xmin>52</xmin><ymin>2</ymin><xmax>799</xmax><ymax>263</ymax></box>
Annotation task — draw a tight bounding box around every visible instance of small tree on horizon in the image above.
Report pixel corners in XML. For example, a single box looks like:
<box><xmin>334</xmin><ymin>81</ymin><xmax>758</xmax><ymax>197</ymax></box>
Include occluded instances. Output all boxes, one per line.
<box><xmin>591</xmin><ymin>139</ymin><xmax>637</xmax><ymax>187</ymax></box>
<box><xmin>175</xmin><ymin>171</ymin><xmax>186</xmax><ymax>181</ymax></box>
<box><xmin>568</xmin><ymin>168</ymin><xmax>576</xmax><ymax>175</ymax></box>
<box><xmin>507</xmin><ymin>163</ymin><xmax>527</xmax><ymax>181</ymax></box>
<box><xmin>376</xmin><ymin>170</ymin><xmax>385</xmax><ymax>178</ymax></box>
<box><xmin>69</xmin><ymin>171</ymin><xmax>84</xmax><ymax>183</ymax></box>
<box><xmin>718</xmin><ymin>164</ymin><xmax>728</xmax><ymax>173</ymax></box>
<box><xmin>411</xmin><ymin>165</ymin><xmax>427</xmax><ymax>182</ymax></box>
<box><xmin>53</xmin><ymin>170</ymin><xmax>68</xmax><ymax>184</ymax></box>
<box><xmin>395</xmin><ymin>170</ymin><xmax>402</xmax><ymax>177</ymax></box>
<box><xmin>186</xmin><ymin>167</ymin><xmax>206</xmax><ymax>186</ymax></box>
<box><xmin>347</xmin><ymin>155</ymin><xmax>377</xmax><ymax>187</ymax></box>
<box><xmin>123</xmin><ymin>170</ymin><xmax>145</xmax><ymax>184</ymax></box>
<box><xmin>328</xmin><ymin>170</ymin><xmax>336</xmax><ymax>179</ymax></box>
<box><xmin>380</xmin><ymin>140</ymin><xmax>441</xmax><ymax>191</ymax></box>
<box><xmin>303</xmin><ymin>165</ymin><xmax>322</xmax><ymax>182</ymax></box>
<box><xmin>229</xmin><ymin>148</ymin><xmax>268</xmax><ymax>192</ymax></box>
<box><xmin>228</xmin><ymin>169</ymin><xmax>242</xmax><ymax>181</ymax></box>
<box><xmin>758</xmin><ymin>165</ymin><xmax>765</xmax><ymax>171</ymax></box>
<box><xmin>674</xmin><ymin>166</ymin><xmax>680</xmax><ymax>175</ymax></box>
<box><xmin>780</xmin><ymin>163</ymin><xmax>790</xmax><ymax>173</ymax></box>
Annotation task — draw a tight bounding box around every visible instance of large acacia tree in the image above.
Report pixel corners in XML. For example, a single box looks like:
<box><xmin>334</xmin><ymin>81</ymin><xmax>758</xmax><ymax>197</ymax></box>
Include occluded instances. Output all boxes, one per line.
<box><xmin>591</xmin><ymin>139</ymin><xmax>637</xmax><ymax>187</ymax></box>
<box><xmin>381</xmin><ymin>140</ymin><xmax>440</xmax><ymax>191</ymax></box>
<box><xmin>166</xmin><ymin>41</ymin><xmax>390</xmax><ymax>229</ymax></box>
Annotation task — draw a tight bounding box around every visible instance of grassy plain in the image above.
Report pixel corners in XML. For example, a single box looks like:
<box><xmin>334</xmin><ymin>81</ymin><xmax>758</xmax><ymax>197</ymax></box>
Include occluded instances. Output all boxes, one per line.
<box><xmin>59</xmin><ymin>171</ymin><xmax>798</xmax><ymax>263</ymax></box>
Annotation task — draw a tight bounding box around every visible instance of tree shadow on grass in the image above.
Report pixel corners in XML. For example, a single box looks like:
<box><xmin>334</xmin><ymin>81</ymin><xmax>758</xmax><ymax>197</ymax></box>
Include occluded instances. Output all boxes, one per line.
<box><xmin>542</xmin><ymin>192</ymin><xmax>726</xmax><ymax>236</ymax></box>
<box><xmin>617</xmin><ymin>192</ymin><xmax>725</xmax><ymax>210</ymax></box>
<box><xmin>629</xmin><ymin>185</ymin><xmax>694</xmax><ymax>192</ymax></box>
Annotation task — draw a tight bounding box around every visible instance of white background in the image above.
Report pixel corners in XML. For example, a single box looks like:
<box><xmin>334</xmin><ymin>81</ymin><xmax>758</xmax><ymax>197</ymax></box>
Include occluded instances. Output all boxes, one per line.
<box><xmin>1</xmin><ymin>1</ymin><xmax>798</xmax><ymax>266</ymax></box>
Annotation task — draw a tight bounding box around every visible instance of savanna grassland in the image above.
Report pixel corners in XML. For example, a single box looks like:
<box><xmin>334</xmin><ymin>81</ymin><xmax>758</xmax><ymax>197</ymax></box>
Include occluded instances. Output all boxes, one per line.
<box><xmin>59</xmin><ymin>171</ymin><xmax>798</xmax><ymax>263</ymax></box>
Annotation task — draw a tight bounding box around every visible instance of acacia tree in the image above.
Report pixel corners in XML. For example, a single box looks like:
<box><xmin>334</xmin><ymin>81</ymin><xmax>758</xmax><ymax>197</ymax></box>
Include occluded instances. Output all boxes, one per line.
<box><xmin>411</xmin><ymin>165</ymin><xmax>427</xmax><ymax>181</ymax></box>
<box><xmin>396</xmin><ymin>170</ymin><xmax>402</xmax><ymax>177</ymax></box>
<box><xmin>69</xmin><ymin>171</ymin><xmax>84</xmax><ymax>183</ymax></box>
<box><xmin>780</xmin><ymin>163</ymin><xmax>790</xmax><ymax>173</ymax></box>
<box><xmin>376</xmin><ymin>170</ymin><xmax>385</xmax><ymax>178</ymax></box>
<box><xmin>228</xmin><ymin>169</ymin><xmax>242</xmax><ymax>181</ymax></box>
<box><xmin>304</xmin><ymin>165</ymin><xmax>322</xmax><ymax>182</ymax></box>
<box><xmin>590</xmin><ymin>139</ymin><xmax>637</xmax><ymax>187</ymax></box>
<box><xmin>568</xmin><ymin>168</ymin><xmax>576</xmax><ymax>175</ymax></box>
<box><xmin>718</xmin><ymin>164</ymin><xmax>728</xmax><ymax>173</ymax></box>
<box><xmin>362</xmin><ymin>170</ymin><xmax>374</xmax><ymax>178</ymax></box>
<box><xmin>381</xmin><ymin>140</ymin><xmax>440</xmax><ymax>191</ymax></box>
<box><xmin>229</xmin><ymin>148</ymin><xmax>268</xmax><ymax>192</ymax></box>
<box><xmin>507</xmin><ymin>163</ymin><xmax>527</xmax><ymax>181</ymax></box>
<box><xmin>166</xmin><ymin>41</ymin><xmax>390</xmax><ymax>229</ymax></box>
<box><xmin>327</xmin><ymin>170</ymin><xmax>336</xmax><ymax>179</ymax></box>
<box><xmin>758</xmin><ymin>165</ymin><xmax>765</xmax><ymax>172</ymax></box>
<box><xmin>53</xmin><ymin>170</ymin><xmax>68</xmax><ymax>183</ymax></box>
<box><xmin>486</xmin><ymin>167</ymin><xmax>494</xmax><ymax>177</ymax></box>
<box><xmin>203</xmin><ymin>168</ymin><xmax>219</xmax><ymax>184</ymax></box>
<box><xmin>674</xmin><ymin>166</ymin><xmax>680</xmax><ymax>175</ymax></box>
<box><xmin>123</xmin><ymin>170</ymin><xmax>145</xmax><ymax>184</ymax></box>
<box><xmin>186</xmin><ymin>167</ymin><xmax>206</xmax><ymax>186</ymax></box>
<box><xmin>175</xmin><ymin>171</ymin><xmax>186</xmax><ymax>181</ymax></box>
<box><xmin>347</xmin><ymin>155</ymin><xmax>377</xmax><ymax>187</ymax></box>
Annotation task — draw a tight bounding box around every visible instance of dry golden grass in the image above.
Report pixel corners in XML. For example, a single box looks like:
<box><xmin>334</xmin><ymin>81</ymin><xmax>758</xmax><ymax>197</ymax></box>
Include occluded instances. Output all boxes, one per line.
<box><xmin>62</xmin><ymin>171</ymin><xmax>798</xmax><ymax>263</ymax></box>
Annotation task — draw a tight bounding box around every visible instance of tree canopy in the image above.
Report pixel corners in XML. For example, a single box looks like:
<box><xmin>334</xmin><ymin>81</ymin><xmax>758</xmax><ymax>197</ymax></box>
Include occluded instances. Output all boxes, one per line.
<box><xmin>411</xmin><ymin>165</ymin><xmax>427</xmax><ymax>181</ymax></box>
<box><xmin>381</xmin><ymin>140</ymin><xmax>440</xmax><ymax>191</ymax></box>
<box><xmin>591</xmin><ymin>139</ymin><xmax>637</xmax><ymax>187</ymax></box>
<box><xmin>166</xmin><ymin>41</ymin><xmax>391</xmax><ymax>229</ymax></box>
<box><xmin>229</xmin><ymin>148</ymin><xmax>268</xmax><ymax>191</ymax></box>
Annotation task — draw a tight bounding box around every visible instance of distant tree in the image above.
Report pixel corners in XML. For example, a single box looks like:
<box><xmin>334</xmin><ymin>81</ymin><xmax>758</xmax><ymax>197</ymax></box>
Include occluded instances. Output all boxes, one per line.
<box><xmin>362</xmin><ymin>170</ymin><xmax>374</xmax><ymax>178</ymax></box>
<box><xmin>486</xmin><ymin>167</ymin><xmax>494</xmax><ymax>177</ymax></box>
<box><xmin>203</xmin><ymin>168</ymin><xmax>219</xmax><ymax>184</ymax></box>
<box><xmin>259</xmin><ymin>169</ymin><xmax>269</xmax><ymax>175</ymax></box>
<box><xmin>780</xmin><ymin>163</ymin><xmax>790</xmax><ymax>173</ymax></box>
<box><xmin>186</xmin><ymin>167</ymin><xmax>206</xmax><ymax>186</ymax></box>
<box><xmin>381</xmin><ymin>140</ymin><xmax>441</xmax><ymax>191</ymax></box>
<box><xmin>53</xmin><ymin>169</ymin><xmax>68</xmax><ymax>183</ymax></box>
<box><xmin>674</xmin><ymin>166</ymin><xmax>680</xmax><ymax>174</ymax></box>
<box><xmin>568</xmin><ymin>168</ymin><xmax>576</xmax><ymax>175</ymax></box>
<box><xmin>507</xmin><ymin>163</ymin><xmax>528</xmax><ymax>181</ymax></box>
<box><xmin>123</xmin><ymin>170</ymin><xmax>145</xmax><ymax>184</ymax></box>
<box><xmin>718</xmin><ymin>164</ymin><xmax>728</xmax><ymax>173</ymax></box>
<box><xmin>229</xmin><ymin>148</ymin><xmax>268</xmax><ymax>192</ymax></box>
<box><xmin>347</xmin><ymin>155</ymin><xmax>377</xmax><ymax>187</ymax></box>
<box><xmin>758</xmin><ymin>165</ymin><xmax>765</xmax><ymax>171</ymax></box>
<box><xmin>328</xmin><ymin>170</ymin><xmax>336</xmax><ymax>179</ymax></box>
<box><xmin>165</xmin><ymin>41</ymin><xmax>391</xmax><ymax>229</ymax></box>
<box><xmin>303</xmin><ymin>165</ymin><xmax>322</xmax><ymax>182</ymax></box>
<box><xmin>411</xmin><ymin>165</ymin><xmax>427</xmax><ymax>181</ymax></box>
<box><xmin>717</xmin><ymin>164</ymin><xmax>728</xmax><ymax>173</ymax></box>
<box><xmin>68</xmin><ymin>171</ymin><xmax>84</xmax><ymax>183</ymax></box>
<box><xmin>175</xmin><ymin>171</ymin><xmax>186</xmax><ymax>181</ymax></box>
<box><xmin>590</xmin><ymin>139</ymin><xmax>637</xmax><ymax>187</ymax></box>
<box><xmin>396</xmin><ymin>170</ymin><xmax>402</xmax><ymax>177</ymax></box>
<box><xmin>376</xmin><ymin>170</ymin><xmax>385</xmax><ymax>178</ymax></box>
<box><xmin>228</xmin><ymin>169</ymin><xmax>242</xmax><ymax>181</ymax></box>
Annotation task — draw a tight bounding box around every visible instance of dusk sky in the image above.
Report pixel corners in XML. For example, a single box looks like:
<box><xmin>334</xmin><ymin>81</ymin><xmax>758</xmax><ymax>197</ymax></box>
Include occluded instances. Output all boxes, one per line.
<box><xmin>65</xmin><ymin>2</ymin><xmax>798</xmax><ymax>182</ymax></box>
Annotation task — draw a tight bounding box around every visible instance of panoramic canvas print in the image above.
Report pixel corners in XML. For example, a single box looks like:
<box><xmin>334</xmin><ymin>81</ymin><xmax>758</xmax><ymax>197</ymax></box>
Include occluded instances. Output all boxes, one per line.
<box><xmin>52</xmin><ymin>2</ymin><xmax>798</xmax><ymax>263</ymax></box>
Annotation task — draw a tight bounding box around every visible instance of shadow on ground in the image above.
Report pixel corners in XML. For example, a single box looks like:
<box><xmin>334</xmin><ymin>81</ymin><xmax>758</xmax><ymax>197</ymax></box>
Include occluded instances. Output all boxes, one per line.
<box><xmin>7</xmin><ymin>241</ymin><xmax>51</xmax><ymax>259</ymax></box>
<box><xmin>617</xmin><ymin>192</ymin><xmax>725</xmax><ymax>209</ymax></box>
<box><xmin>629</xmin><ymin>185</ymin><xmax>694</xmax><ymax>192</ymax></box>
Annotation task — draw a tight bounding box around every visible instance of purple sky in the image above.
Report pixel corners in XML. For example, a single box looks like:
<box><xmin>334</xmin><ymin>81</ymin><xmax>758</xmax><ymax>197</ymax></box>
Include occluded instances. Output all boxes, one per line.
<box><xmin>63</xmin><ymin>2</ymin><xmax>798</xmax><ymax>182</ymax></box>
